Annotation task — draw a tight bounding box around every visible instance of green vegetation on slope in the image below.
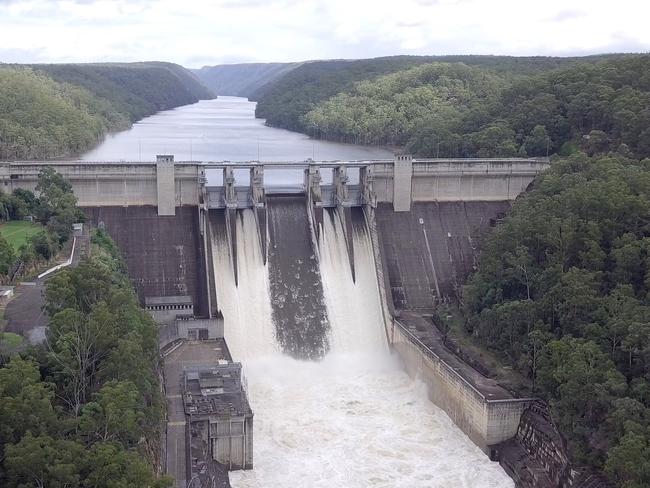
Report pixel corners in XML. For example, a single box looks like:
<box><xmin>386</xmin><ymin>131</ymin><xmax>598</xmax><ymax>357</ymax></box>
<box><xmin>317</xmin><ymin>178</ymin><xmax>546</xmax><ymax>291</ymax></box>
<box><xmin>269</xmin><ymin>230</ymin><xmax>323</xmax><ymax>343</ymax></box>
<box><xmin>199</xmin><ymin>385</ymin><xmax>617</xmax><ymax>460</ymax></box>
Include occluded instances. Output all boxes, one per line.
<box><xmin>305</xmin><ymin>62</ymin><xmax>507</xmax><ymax>152</ymax></box>
<box><xmin>252</xmin><ymin>54</ymin><xmax>617</xmax><ymax>134</ymax></box>
<box><xmin>464</xmin><ymin>153</ymin><xmax>650</xmax><ymax>487</ymax></box>
<box><xmin>254</xmin><ymin>56</ymin><xmax>451</xmax><ymax>132</ymax></box>
<box><xmin>0</xmin><ymin>62</ymin><xmax>213</xmax><ymax>160</ymax></box>
<box><xmin>0</xmin><ymin>67</ymin><xmax>120</xmax><ymax>159</ymax></box>
<box><xmin>0</xmin><ymin>221</ymin><xmax>43</xmax><ymax>251</ymax></box>
<box><xmin>193</xmin><ymin>62</ymin><xmax>301</xmax><ymax>98</ymax></box>
<box><xmin>0</xmin><ymin>168</ymin><xmax>85</xmax><ymax>280</ymax></box>
<box><xmin>36</xmin><ymin>62</ymin><xmax>213</xmax><ymax>122</ymax></box>
<box><xmin>255</xmin><ymin>54</ymin><xmax>650</xmax><ymax>160</ymax></box>
<box><xmin>0</xmin><ymin>230</ymin><xmax>170</xmax><ymax>487</ymax></box>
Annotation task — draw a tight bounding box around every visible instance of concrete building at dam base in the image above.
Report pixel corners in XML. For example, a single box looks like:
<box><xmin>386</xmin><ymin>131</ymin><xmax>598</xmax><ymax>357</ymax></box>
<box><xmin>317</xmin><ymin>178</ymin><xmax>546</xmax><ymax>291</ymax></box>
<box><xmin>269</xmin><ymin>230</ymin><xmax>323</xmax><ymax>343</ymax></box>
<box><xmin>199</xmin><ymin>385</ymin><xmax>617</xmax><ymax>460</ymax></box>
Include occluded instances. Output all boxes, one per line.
<box><xmin>183</xmin><ymin>362</ymin><xmax>253</xmax><ymax>471</ymax></box>
<box><xmin>0</xmin><ymin>154</ymin><xmax>610</xmax><ymax>488</ymax></box>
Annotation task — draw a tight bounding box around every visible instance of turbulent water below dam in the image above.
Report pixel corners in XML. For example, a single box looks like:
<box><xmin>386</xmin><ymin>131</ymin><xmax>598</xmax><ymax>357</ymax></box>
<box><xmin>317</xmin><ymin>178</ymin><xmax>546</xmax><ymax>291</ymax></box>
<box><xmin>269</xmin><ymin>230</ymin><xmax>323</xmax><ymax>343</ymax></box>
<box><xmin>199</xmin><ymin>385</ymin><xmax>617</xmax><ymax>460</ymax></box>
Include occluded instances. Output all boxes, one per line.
<box><xmin>211</xmin><ymin>207</ymin><xmax>513</xmax><ymax>488</ymax></box>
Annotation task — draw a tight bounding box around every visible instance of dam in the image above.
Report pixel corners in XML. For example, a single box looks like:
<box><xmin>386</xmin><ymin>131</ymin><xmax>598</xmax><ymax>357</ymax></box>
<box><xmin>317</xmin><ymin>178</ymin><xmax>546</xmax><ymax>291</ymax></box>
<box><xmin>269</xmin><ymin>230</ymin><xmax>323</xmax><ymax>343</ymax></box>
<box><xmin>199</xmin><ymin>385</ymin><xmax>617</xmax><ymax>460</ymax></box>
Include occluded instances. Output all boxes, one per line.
<box><xmin>0</xmin><ymin>153</ymin><xmax>551</xmax><ymax>486</ymax></box>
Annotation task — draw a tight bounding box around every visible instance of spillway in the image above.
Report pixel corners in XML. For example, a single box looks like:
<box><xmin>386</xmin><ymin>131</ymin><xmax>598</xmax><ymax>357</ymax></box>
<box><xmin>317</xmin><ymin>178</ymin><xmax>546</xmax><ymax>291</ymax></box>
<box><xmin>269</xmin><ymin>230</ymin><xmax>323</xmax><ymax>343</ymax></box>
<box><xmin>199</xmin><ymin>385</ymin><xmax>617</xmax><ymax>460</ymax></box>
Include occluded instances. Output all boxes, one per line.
<box><xmin>211</xmin><ymin>202</ymin><xmax>513</xmax><ymax>488</ymax></box>
<box><xmin>210</xmin><ymin>209</ymin><xmax>276</xmax><ymax>359</ymax></box>
<box><xmin>319</xmin><ymin>207</ymin><xmax>387</xmax><ymax>354</ymax></box>
<box><xmin>267</xmin><ymin>195</ymin><xmax>329</xmax><ymax>359</ymax></box>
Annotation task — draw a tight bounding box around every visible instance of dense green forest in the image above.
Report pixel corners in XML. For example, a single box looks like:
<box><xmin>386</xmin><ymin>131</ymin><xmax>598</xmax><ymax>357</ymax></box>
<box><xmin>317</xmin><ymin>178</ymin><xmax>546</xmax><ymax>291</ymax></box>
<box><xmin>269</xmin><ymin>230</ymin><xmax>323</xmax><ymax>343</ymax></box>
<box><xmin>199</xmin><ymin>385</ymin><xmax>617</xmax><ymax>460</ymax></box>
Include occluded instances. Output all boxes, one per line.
<box><xmin>0</xmin><ymin>62</ymin><xmax>213</xmax><ymax>160</ymax></box>
<box><xmin>254</xmin><ymin>54</ymin><xmax>650</xmax><ymax>159</ymax></box>
<box><xmin>463</xmin><ymin>153</ymin><xmax>650</xmax><ymax>487</ymax></box>
<box><xmin>0</xmin><ymin>227</ymin><xmax>169</xmax><ymax>486</ymax></box>
<box><xmin>36</xmin><ymin>62</ymin><xmax>213</xmax><ymax>122</ymax></box>
<box><xmin>252</xmin><ymin>54</ymin><xmax>617</xmax><ymax>134</ymax></box>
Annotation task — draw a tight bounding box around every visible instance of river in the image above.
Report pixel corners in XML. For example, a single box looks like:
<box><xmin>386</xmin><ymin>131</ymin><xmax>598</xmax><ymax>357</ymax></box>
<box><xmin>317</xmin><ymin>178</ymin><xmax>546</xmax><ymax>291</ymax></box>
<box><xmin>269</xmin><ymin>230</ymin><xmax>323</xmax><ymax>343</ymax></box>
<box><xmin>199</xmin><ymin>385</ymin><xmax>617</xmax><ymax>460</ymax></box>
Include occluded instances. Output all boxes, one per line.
<box><xmin>81</xmin><ymin>96</ymin><xmax>393</xmax><ymax>162</ymax></box>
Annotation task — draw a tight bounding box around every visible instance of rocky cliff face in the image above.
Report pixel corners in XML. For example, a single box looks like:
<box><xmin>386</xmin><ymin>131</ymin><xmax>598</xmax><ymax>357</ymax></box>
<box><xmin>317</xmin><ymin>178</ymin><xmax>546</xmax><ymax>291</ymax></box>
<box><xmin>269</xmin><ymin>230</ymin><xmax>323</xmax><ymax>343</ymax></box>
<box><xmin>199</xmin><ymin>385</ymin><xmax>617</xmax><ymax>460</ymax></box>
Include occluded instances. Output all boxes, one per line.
<box><xmin>495</xmin><ymin>401</ymin><xmax>611</xmax><ymax>488</ymax></box>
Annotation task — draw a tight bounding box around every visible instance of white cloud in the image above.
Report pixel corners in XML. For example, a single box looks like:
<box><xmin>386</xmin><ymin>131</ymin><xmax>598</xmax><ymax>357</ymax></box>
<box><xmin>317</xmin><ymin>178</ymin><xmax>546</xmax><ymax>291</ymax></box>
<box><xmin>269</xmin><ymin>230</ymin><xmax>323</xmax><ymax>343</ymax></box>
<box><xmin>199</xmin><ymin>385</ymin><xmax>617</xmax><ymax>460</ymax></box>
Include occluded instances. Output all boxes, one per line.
<box><xmin>0</xmin><ymin>0</ymin><xmax>648</xmax><ymax>67</ymax></box>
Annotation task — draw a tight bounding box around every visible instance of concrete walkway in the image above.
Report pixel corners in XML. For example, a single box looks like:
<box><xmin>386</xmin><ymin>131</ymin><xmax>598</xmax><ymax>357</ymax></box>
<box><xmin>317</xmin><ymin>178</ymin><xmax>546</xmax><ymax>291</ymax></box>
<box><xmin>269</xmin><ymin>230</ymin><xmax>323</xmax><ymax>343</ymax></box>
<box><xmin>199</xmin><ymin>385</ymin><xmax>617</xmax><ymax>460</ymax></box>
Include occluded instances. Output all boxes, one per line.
<box><xmin>4</xmin><ymin>231</ymin><xmax>89</xmax><ymax>344</ymax></box>
<box><xmin>4</xmin><ymin>280</ymin><xmax>47</xmax><ymax>343</ymax></box>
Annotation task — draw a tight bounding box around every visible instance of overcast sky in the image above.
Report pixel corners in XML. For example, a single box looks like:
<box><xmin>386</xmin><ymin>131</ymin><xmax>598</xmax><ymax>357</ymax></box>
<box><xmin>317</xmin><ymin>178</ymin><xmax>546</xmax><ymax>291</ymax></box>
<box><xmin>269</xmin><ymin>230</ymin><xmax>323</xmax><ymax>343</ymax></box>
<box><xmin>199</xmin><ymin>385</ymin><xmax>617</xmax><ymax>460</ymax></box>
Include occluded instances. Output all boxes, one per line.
<box><xmin>1</xmin><ymin>0</ymin><xmax>648</xmax><ymax>68</ymax></box>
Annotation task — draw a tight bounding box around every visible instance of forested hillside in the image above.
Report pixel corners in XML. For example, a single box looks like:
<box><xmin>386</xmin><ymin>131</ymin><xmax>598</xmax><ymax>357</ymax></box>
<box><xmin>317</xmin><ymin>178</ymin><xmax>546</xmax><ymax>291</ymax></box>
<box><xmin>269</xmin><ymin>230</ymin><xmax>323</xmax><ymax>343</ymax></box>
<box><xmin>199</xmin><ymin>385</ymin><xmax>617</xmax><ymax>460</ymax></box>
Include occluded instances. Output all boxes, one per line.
<box><xmin>0</xmin><ymin>62</ymin><xmax>213</xmax><ymax>160</ymax></box>
<box><xmin>254</xmin><ymin>54</ymin><xmax>650</xmax><ymax>159</ymax></box>
<box><xmin>464</xmin><ymin>153</ymin><xmax>650</xmax><ymax>487</ymax></box>
<box><xmin>306</xmin><ymin>62</ymin><xmax>508</xmax><ymax>152</ymax></box>
<box><xmin>252</xmin><ymin>54</ymin><xmax>615</xmax><ymax>134</ymax></box>
<box><xmin>36</xmin><ymin>62</ymin><xmax>213</xmax><ymax>122</ymax></box>
<box><xmin>193</xmin><ymin>62</ymin><xmax>300</xmax><ymax>98</ymax></box>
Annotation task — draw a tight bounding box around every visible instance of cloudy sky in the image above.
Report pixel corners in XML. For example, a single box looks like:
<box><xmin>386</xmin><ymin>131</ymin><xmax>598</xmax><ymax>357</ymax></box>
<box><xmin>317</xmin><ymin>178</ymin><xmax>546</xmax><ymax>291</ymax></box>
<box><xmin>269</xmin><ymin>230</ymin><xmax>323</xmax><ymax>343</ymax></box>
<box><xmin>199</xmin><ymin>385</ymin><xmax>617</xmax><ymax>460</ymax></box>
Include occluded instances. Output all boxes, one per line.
<box><xmin>1</xmin><ymin>0</ymin><xmax>648</xmax><ymax>68</ymax></box>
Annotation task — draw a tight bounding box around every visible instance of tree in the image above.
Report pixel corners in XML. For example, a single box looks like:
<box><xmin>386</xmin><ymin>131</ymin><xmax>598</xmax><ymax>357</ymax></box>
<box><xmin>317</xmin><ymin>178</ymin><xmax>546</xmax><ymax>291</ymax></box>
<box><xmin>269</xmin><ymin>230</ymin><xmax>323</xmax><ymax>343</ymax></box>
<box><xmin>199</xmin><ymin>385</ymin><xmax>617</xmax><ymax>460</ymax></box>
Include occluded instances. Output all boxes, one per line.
<box><xmin>0</xmin><ymin>233</ymin><xmax>16</xmax><ymax>277</ymax></box>
<box><xmin>35</xmin><ymin>167</ymin><xmax>83</xmax><ymax>243</ymax></box>
<box><xmin>524</xmin><ymin>125</ymin><xmax>551</xmax><ymax>156</ymax></box>
<box><xmin>468</xmin><ymin>122</ymin><xmax>518</xmax><ymax>157</ymax></box>
<box><xmin>4</xmin><ymin>434</ymin><xmax>87</xmax><ymax>488</ymax></box>
<box><xmin>537</xmin><ymin>338</ymin><xmax>626</xmax><ymax>463</ymax></box>
<box><xmin>79</xmin><ymin>380</ymin><xmax>143</xmax><ymax>446</ymax></box>
<box><xmin>30</xmin><ymin>231</ymin><xmax>58</xmax><ymax>261</ymax></box>
<box><xmin>585</xmin><ymin>130</ymin><xmax>610</xmax><ymax>156</ymax></box>
<box><xmin>10</xmin><ymin>188</ymin><xmax>37</xmax><ymax>218</ymax></box>
<box><xmin>0</xmin><ymin>358</ymin><xmax>58</xmax><ymax>460</ymax></box>
<box><xmin>84</xmin><ymin>443</ymin><xmax>172</xmax><ymax>488</ymax></box>
<box><xmin>44</xmin><ymin>270</ymin><xmax>77</xmax><ymax>317</ymax></box>
<box><xmin>47</xmin><ymin>309</ymin><xmax>101</xmax><ymax>416</ymax></box>
<box><xmin>605</xmin><ymin>429</ymin><xmax>650</xmax><ymax>488</ymax></box>
<box><xmin>525</xmin><ymin>326</ymin><xmax>552</xmax><ymax>391</ymax></box>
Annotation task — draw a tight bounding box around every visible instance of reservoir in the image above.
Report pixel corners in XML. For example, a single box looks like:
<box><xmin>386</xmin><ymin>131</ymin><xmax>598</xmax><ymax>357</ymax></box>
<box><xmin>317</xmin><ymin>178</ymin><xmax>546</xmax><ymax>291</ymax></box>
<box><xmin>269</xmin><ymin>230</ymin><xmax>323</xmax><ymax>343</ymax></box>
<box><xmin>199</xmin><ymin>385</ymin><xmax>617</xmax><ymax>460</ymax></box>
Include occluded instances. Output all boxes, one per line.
<box><xmin>81</xmin><ymin>96</ymin><xmax>393</xmax><ymax>162</ymax></box>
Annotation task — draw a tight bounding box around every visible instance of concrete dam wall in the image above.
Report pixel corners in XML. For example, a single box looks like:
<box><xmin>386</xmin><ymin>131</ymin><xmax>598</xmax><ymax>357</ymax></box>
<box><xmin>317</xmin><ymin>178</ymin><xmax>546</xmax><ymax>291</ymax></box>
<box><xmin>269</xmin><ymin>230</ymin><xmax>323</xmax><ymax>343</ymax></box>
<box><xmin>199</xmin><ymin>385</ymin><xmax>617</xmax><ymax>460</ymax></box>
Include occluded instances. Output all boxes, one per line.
<box><xmin>84</xmin><ymin>205</ymin><xmax>209</xmax><ymax>316</ymax></box>
<box><xmin>371</xmin><ymin>200</ymin><xmax>531</xmax><ymax>451</ymax></box>
<box><xmin>376</xmin><ymin>201</ymin><xmax>511</xmax><ymax>308</ymax></box>
<box><xmin>83</xmin><ymin>192</ymin><xmax>532</xmax><ymax>469</ymax></box>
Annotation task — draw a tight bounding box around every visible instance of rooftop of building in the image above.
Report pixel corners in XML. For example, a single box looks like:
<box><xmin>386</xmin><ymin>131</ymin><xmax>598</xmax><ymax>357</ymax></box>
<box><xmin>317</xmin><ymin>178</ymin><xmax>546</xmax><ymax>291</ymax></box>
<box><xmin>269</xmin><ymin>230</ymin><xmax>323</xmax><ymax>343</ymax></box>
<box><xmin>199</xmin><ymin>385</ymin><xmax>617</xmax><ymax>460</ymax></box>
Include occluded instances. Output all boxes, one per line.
<box><xmin>163</xmin><ymin>339</ymin><xmax>233</xmax><ymax>487</ymax></box>
<box><xmin>183</xmin><ymin>363</ymin><xmax>252</xmax><ymax>419</ymax></box>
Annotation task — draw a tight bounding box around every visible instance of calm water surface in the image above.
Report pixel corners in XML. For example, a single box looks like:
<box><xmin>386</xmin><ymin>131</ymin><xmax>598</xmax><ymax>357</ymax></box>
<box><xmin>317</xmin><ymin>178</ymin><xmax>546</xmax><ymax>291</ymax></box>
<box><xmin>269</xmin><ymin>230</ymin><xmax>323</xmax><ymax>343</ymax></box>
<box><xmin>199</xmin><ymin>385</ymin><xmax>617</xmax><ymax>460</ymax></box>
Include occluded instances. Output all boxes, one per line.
<box><xmin>81</xmin><ymin>96</ymin><xmax>393</xmax><ymax>163</ymax></box>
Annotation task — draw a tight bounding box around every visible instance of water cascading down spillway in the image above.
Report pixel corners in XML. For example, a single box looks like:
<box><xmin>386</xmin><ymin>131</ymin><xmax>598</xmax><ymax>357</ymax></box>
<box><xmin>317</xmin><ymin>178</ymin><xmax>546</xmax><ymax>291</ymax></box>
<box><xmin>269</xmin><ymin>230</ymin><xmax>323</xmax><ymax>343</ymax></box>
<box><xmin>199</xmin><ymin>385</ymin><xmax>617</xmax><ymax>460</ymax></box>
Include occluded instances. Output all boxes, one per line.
<box><xmin>210</xmin><ymin>201</ymin><xmax>513</xmax><ymax>488</ymax></box>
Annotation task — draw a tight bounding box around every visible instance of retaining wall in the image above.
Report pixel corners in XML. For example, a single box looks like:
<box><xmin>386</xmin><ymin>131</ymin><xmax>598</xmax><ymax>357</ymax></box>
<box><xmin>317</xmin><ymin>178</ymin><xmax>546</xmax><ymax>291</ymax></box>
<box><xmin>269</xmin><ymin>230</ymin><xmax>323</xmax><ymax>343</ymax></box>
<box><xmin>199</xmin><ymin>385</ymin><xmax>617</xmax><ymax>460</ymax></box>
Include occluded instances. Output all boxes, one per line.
<box><xmin>391</xmin><ymin>321</ymin><xmax>530</xmax><ymax>450</ymax></box>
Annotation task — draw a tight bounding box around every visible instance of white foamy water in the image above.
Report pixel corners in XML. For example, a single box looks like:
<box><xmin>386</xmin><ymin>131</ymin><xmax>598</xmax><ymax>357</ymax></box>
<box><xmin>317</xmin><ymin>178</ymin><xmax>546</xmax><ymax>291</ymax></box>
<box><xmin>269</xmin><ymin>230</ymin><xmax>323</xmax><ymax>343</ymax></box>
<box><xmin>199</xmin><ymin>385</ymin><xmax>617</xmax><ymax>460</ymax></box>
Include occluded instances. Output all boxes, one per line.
<box><xmin>318</xmin><ymin>210</ymin><xmax>387</xmax><ymax>354</ymax></box>
<box><xmin>230</xmin><ymin>353</ymin><xmax>512</xmax><ymax>488</ymax></box>
<box><xmin>211</xmin><ymin>209</ymin><xmax>276</xmax><ymax>359</ymax></box>
<box><xmin>214</xmin><ymin>208</ymin><xmax>513</xmax><ymax>488</ymax></box>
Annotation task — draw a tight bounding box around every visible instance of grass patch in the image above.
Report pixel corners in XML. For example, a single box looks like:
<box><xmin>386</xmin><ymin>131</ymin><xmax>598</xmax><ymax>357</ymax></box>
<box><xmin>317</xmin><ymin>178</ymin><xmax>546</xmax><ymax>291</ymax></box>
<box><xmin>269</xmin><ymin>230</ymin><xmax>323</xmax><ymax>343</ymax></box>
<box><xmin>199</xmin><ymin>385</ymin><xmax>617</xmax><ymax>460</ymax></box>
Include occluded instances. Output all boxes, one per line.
<box><xmin>0</xmin><ymin>332</ymin><xmax>25</xmax><ymax>358</ymax></box>
<box><xmin>0</xmin><ymin>332</ymin><xmax>23</xmax><ymax>348</ymax></box>
<box><xmin>0</xmin><ymin>220</ymin><xmax>43</xmax><ymax>250</ymax></box>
